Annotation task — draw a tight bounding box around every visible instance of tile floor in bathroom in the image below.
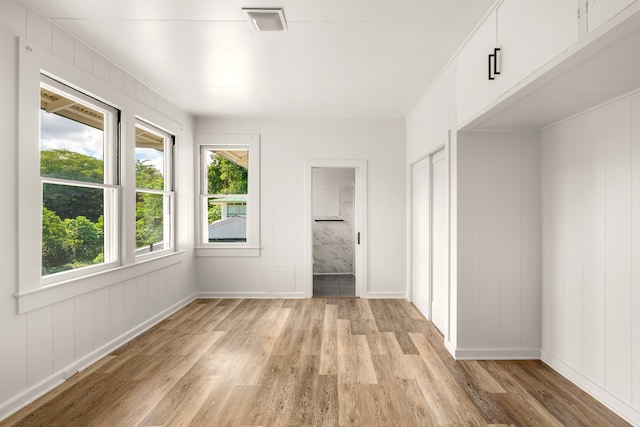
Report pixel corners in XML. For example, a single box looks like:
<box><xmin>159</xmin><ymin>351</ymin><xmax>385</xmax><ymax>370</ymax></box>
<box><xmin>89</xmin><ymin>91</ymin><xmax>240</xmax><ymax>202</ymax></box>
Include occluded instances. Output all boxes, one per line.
<box><xmin>312</xmin><ymin>274</ymin><xmax>356</xmax><ymax>297</ymax></box>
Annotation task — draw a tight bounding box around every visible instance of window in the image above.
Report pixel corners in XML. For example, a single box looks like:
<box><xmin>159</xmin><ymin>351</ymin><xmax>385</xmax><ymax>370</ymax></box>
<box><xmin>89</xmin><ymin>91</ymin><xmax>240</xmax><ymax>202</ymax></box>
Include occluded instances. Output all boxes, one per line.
<box><xmin>135</xmin><ymin>120</ymin><xmax>174</xmax><ymax>257</ymax></box>
<box><xmin>40</xmin><ymin>75</ymin><xmax>119</xmax><ymax>281</ymax></box>
<box><xmin>198</xmin><ymin>135</ymin><xmax>260</xmax><ymax>252</ymax></box>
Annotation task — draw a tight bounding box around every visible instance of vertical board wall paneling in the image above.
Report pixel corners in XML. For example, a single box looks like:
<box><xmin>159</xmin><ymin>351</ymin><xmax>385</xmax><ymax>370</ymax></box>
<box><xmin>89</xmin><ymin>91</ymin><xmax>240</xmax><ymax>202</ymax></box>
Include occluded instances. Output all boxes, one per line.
<box><xmin>604</xmin><ymin>98</ymin><xmax>633</xmax><ymax>404</ymax></box>
<box><xmin>456</xmin><ymin>132</ymin><xmax>541</xmax><ymax>355</ymax></box>
<box><xmin>123</xmin><ymin>278</ymin><xmax>138</xmax><ymax>332</ymax></box>
<box><xmin>25</xmin><ymin>7</ymin><xmax>51</xmax><ymax>50</ymax></box>
<box><xmin>73</xmin><ymin>40</ymin><xmax>93</xmax><ymax>74</ymax></box>
<box><xmin>272</xmin><ymin>120</ymin><xmax>288</xmax><ymax>263</ymax></box>
<box><xmin>74</xmin><ymin>293</ymin><xmax>94</xmax><ymax>359</ymax></box>
<box><xmin>92</xmin><ymin>53</ymin><xmax>109</xmax><ymax>83</ymax></box>
<box><xmin>540</xmin><ymin>130</ymin><xmax>552</xmax><ymax>354</ymax></box>
<box><xmin>52</xmin><ymin>299</ymin><xmax>75</xmax><ymax>372</ymax></box>
<box><xmin>285</xmin><ymin>122</ymin><xmax>301</xmax><ymax>273</ymax></box>
<box><xmin>109</xmin><ymin>283</ymin><xmax>125</xmax><ymax>341</ymax></box>
<box><xmin>93</xmin><ymin>287</ymin><xmax>110</xmax><ymax>348</ymax></box>
<box><xmin>108</xmin><ymin>63</ymin><xmax>124</xmax><ymax>92</ymax></box>
<box><xmin>157</xmin><ymin>270</ymin><xmax>168</xmax><ymax>313</ymax></box>
<box><xmin>26</xmin><ymin>306</ymin><xmax>53</xmax><ymax>386</ymax></box>
<box><xmin>562</xmin><ymin>117</ymin><xmax>584</xmax><ymax>371</ymax></box>
<box><xmin>456</xmin><ymin>134</ymin><xmax>480</xmax><ymax>348</ymax></box>
<box><xmin>498</xmin><ymin>134</ymin><xmax>523</xmax><ymax>348</ymax></box>
<box><xmin>632</xmin><ymin>93</ymin><xmax>640</xmax><ymax>411</ymax></box>
<box><xmin>51</xmin><ymin>26</ymin><xmax>74</xmax><ymax>63</ymax></box>
<box><xmin>260</xmin><ymin>119</ymin><xmax>275</xmax><ymax>271</ymax></box>
<box><xmin>123</xmin><ymin>72</ymin><xmax>137</xmax><ymax>99</ymax></box>
<box><xmin>520</xmin><ymin>132</ymin><xmax>541</xmax><ymax>350</ymax></box>
<box><xmin>542</xmin><ymin>124</ymin><xmax>565</xmax><ymax>360</ymax></box>
<box><xmin>477</xmin><ymin>135</ymin><xmax>502</xmax><ymax>349</ymax></box>
<box><xmin>581</xmin><ymin>107</ymin><xmax>606</xmax><ymax>386</ymax></box>
<box><xmin>136</xmin><ymin>275</ymin><xmax>149</xmax><ymax>324</ymax></box>
<box><xmin>147</xmin><ymin>270</ymin><xmax>159</xmax><ymax>317</ymax></box>
<box><xmin>541</xmin><ymin>91</ymin><xmax>640</xmax><ymax>417</ymax></box>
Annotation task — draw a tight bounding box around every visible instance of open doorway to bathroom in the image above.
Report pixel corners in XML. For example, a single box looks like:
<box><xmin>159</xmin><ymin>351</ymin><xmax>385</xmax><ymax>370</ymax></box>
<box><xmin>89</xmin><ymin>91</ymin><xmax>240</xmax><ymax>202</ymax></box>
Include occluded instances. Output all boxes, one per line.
<box><xmin>312</xmin><ymin>167</ymin><xmax>356</xmax><ymax>297</ymax></box>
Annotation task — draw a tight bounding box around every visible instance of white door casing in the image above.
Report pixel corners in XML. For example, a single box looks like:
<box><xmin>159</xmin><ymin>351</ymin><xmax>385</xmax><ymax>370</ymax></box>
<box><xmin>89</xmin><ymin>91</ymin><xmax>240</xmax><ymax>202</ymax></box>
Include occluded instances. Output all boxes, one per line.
<box><xmin>431</xmin><ymin>149</ymin><xmax>448</xmax><ymax>336</ymax></box>
<box><xmin>304</xmin><ymin>159</ymin><xmax>367</xmax><ymax>298</ymax></box>
<box><xmin>412</xmin><ymin>157</ymin><xmax>431</xmax><ymax>318</ymax></box>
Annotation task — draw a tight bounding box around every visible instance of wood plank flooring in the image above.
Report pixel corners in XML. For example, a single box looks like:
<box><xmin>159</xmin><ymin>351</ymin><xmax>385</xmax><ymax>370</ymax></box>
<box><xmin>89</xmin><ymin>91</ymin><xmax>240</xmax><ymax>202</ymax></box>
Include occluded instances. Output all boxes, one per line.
<box><xmin>2</xmin><ymin>298</ymin><xmax>631</xmax><ymax>426</ymax></box>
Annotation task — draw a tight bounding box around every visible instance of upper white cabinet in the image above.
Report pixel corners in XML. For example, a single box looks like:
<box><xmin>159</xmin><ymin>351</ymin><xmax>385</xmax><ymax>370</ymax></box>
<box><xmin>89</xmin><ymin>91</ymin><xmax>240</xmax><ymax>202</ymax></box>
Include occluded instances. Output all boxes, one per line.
<box><xmin>587</xmin><ymin>0</ymin><xmax>637</xmax><ymax>33</ymax></box>
<box><xmin>457</xmin><ymin>0</ymin><xmax>579</xmax><ymax>127</ymax></box>
<box><xmin>497</xmin><ymin>0</ymin><xmax>579</xmax><ymax>93</ymax></box>
<box><xmin>456</xmin><ymin>10</ymin><xmax>499</xmax><ymax>127</ymax></box>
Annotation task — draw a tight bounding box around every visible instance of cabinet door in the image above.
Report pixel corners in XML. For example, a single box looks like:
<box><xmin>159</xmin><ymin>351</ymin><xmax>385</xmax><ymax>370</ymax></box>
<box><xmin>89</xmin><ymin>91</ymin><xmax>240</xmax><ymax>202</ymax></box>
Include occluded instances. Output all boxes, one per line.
<box><xmin>497</xmin><ymin>0</ymin><xmax>579</xmax><ymax>95</ymax></box>
<box><xmin>588</xmin><ymin>0</ymin><xmax>637</xmax><ymax>33</ymax></box>
<box><xmin>456</xmin><ymin>10</ymin><xmax>498</xmax><ymax>126</ymax></box>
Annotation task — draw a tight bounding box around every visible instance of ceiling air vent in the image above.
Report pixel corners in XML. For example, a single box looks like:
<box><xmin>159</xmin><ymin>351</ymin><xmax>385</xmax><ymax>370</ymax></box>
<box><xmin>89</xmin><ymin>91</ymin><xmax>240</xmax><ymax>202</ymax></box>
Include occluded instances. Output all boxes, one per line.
<box><xmin>243</xmin><ymin>8</ymin><xmax>288</xmax><ymax>32</ymax></box>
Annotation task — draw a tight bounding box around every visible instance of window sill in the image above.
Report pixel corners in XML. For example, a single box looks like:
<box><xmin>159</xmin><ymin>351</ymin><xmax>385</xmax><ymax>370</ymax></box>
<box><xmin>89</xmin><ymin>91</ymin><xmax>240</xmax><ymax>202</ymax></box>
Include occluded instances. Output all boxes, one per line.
<box><xmin>195</xmin><ymin>247</ymin><xmax>261</xmax><ymax>257</ymax></box>
<box><xmin>14</xmin><ymin>251</ymin><xmax>186</xmax><ymax>314</ymax></box>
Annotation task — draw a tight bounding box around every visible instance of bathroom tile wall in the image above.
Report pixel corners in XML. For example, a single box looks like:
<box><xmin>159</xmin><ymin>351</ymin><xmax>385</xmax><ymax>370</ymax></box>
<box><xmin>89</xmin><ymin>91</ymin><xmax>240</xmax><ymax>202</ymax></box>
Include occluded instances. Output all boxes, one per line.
<box><xmin>313</xmin><ymin>186</ymin><xmax>354</xmax><ymax>274</ymax></box>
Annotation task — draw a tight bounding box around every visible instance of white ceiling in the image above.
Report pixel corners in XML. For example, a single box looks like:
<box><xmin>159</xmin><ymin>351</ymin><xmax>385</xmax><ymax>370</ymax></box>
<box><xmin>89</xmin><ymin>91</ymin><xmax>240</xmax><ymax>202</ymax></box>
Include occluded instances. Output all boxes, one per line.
<box><xmin>24</xmin><ymin>0</ymin><xmax>495</xmax><ymax>119</ymax></box>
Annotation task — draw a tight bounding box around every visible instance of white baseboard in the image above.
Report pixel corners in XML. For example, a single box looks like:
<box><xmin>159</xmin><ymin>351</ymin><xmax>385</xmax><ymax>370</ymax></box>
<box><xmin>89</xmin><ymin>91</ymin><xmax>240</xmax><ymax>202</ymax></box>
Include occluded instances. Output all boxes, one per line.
<box><xmin>196</xmin><ymin>291</ymin><xmax>306</xmax><ymax>299</ymax></box>
<box><xmin>541</xmin><ymin>350</ymin><xmax>640</xmax><ymax>426</ymax></box>
<box><xmin>0</xmin><ymin>294</ymin><xmax>196</xmax><ymax>422</ymax></box>
<box><xmin>363</xmin><ymin>291</ymin><xmax>406</xmax><ymax>299</ymax></box>
<box><xmin>312</xmin><ymin>272</ymin><xmax>354</xmax><ymax>276</ymax></box>
<box><xmin>453</xmin><ymin>347</ymin><xmax>541</xmax><ymax>360</ymax></box>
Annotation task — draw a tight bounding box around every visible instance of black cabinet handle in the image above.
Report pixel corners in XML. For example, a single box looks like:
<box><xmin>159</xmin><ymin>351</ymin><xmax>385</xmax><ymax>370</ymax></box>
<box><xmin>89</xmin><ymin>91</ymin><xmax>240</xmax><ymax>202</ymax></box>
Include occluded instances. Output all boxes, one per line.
<box><xmin>489</xmin><ymin>48</ymin><xmax>501</xmax><ymax>80</ymax></box>
<box><xmin>489</xmin><ymin>52</ymin><xmax>495</xmax><ymax>80</ymax></box>
<box><xmin>357</xmin><ymin>232</ymin><xmax>360</xmax><ymax>245</ymax></box>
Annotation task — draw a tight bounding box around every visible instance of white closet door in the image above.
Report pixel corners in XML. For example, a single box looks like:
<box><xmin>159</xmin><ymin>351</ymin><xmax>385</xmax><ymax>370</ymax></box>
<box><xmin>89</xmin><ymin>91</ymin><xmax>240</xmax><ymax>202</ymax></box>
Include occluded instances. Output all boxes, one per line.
<box><xmin>431</xmin><ymin>149</ymin><xmax>448</xmax><ymax>336</ymax></box>
<box><xmin>412</xmin><ymin>157</ymin><xmax>430</xmax><ymax>318</ymax></box>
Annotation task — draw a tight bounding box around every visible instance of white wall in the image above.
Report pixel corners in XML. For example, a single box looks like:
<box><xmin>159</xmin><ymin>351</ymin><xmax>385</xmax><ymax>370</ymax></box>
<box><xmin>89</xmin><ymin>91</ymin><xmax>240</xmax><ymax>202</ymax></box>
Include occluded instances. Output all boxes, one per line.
<box><xmin>456</xmin><ymin>131</ymin><xmax>541</xmax><ymax>359</ymax></box>
<box><xmin>541</xmin><ymin>91</ymin><xmax>640</xmax><ymax>422</ymax></box>
<box><xmin>0</xmin><ymin>1</ymin><xmax>196</xmax><ymax>419</ymax></box>
<box><xmin>195</xmin><ymin>119</ymin><xmax>406</xmax><ymax>298</ymax></box>
<box><xmin>406</xmin><ymin>64</ymin><xmax>455</xmax><ymax>165</ymax></box>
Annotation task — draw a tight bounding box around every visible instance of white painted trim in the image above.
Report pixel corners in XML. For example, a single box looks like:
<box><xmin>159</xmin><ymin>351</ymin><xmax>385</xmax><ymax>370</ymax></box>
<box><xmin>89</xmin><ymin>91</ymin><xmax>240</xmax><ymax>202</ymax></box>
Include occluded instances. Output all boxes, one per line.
<box><xmin>445</xmin><ymin>340</ymin><xmax>457</xmax><ymax>358</ymax></box>
<box><xmin>196</xmin><ymin>292</ymin><xmax>305</xmax><ymax>299</ymax></box>
<box><xmin>194</xmin><ymin>247</ymin><xmax>261</xmax><ymax>257</ymax></box>
<box><xmin>453</xmin><ymin>347</ymin><xmax>541</xmax><ymax>360</ymax></box>
<box><xmin>541</xmin><ymin>350</ymin><xmax>640</xmax><ymax>426</ymax></box>
<box><xmin>195</xmin><ymin>134</ymin><xmax>261</xmax><ymax>250</ymax></box>
<box><xmin>0</xmin><ymin>294</ymin><xmax>196</xmax><ymax>422</ymax></box>
<box><xmin>364</xmin><ymin>292</ymin><xmax>406</xmax><ymax>299</ymax></box>
<box><xmin>303</xmin><ymin>160</ymin><xmax>368</xmax><ymax>299</ymax></box>
<box><xmin>312</xmin><ymin>272</ymin><xmax>354</xmax><ymax>276</ymax></box>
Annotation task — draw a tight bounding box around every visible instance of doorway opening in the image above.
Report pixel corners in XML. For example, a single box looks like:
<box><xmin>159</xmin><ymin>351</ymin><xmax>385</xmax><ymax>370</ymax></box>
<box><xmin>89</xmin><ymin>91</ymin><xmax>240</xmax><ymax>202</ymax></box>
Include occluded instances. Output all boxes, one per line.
<box><xmin>312</xmin><ymin>167</ymin><xmax>356</xmax><ymax>297</ymax></box>
<box><xmin>304</xmin><ymin>160</ymin><xmax>367</xmax><ymax>298</ymax></box>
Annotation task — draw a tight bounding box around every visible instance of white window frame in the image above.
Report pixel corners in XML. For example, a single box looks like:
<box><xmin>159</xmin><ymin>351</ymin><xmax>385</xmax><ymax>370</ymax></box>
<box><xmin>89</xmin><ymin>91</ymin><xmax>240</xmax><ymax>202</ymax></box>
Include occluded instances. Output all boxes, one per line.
<box><xmin>134</xmin><ymin>119</ymin><xmax>175</xmax><ymax>261</ymax></box>
<box><xmin>196</xmin><ymin>134</ymin><xmax>260</xmax><ymax>257</ymax></box>
<box><xmin>39</xmin><ymin>75</ymin><xmax>121</xmax><ymax>287</ymax></box>
<box><xmin>16</xmin><ymin>38</ymin><xmax>186</xmax><ymax>315</ymax></box>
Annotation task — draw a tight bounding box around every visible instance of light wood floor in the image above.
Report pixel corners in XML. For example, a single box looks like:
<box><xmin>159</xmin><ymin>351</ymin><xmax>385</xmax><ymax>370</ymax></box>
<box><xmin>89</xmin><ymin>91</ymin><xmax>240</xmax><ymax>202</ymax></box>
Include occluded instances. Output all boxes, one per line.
<box><xmin>2</xmin><ymin>298</ymin><xmax>631</xmax><ymax>426</ymax></box>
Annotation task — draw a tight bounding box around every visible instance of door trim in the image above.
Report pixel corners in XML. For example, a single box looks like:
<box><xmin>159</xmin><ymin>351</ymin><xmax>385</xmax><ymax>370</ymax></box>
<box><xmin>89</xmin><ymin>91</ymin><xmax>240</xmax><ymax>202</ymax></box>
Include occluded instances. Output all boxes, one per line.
<box><xmin>303</xmin><ymin>160</ymin><xmax>368</xmax><ymax>298</ymax></box>
<box><xmin>408</xmin><ymin>144</ymin><xmax>448</xmax><ymax>335</ymax></box>
<box><xmin>411</xmin><ymin>156</ymin><xmax>432</xmax><ymax>320</ymax></box>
